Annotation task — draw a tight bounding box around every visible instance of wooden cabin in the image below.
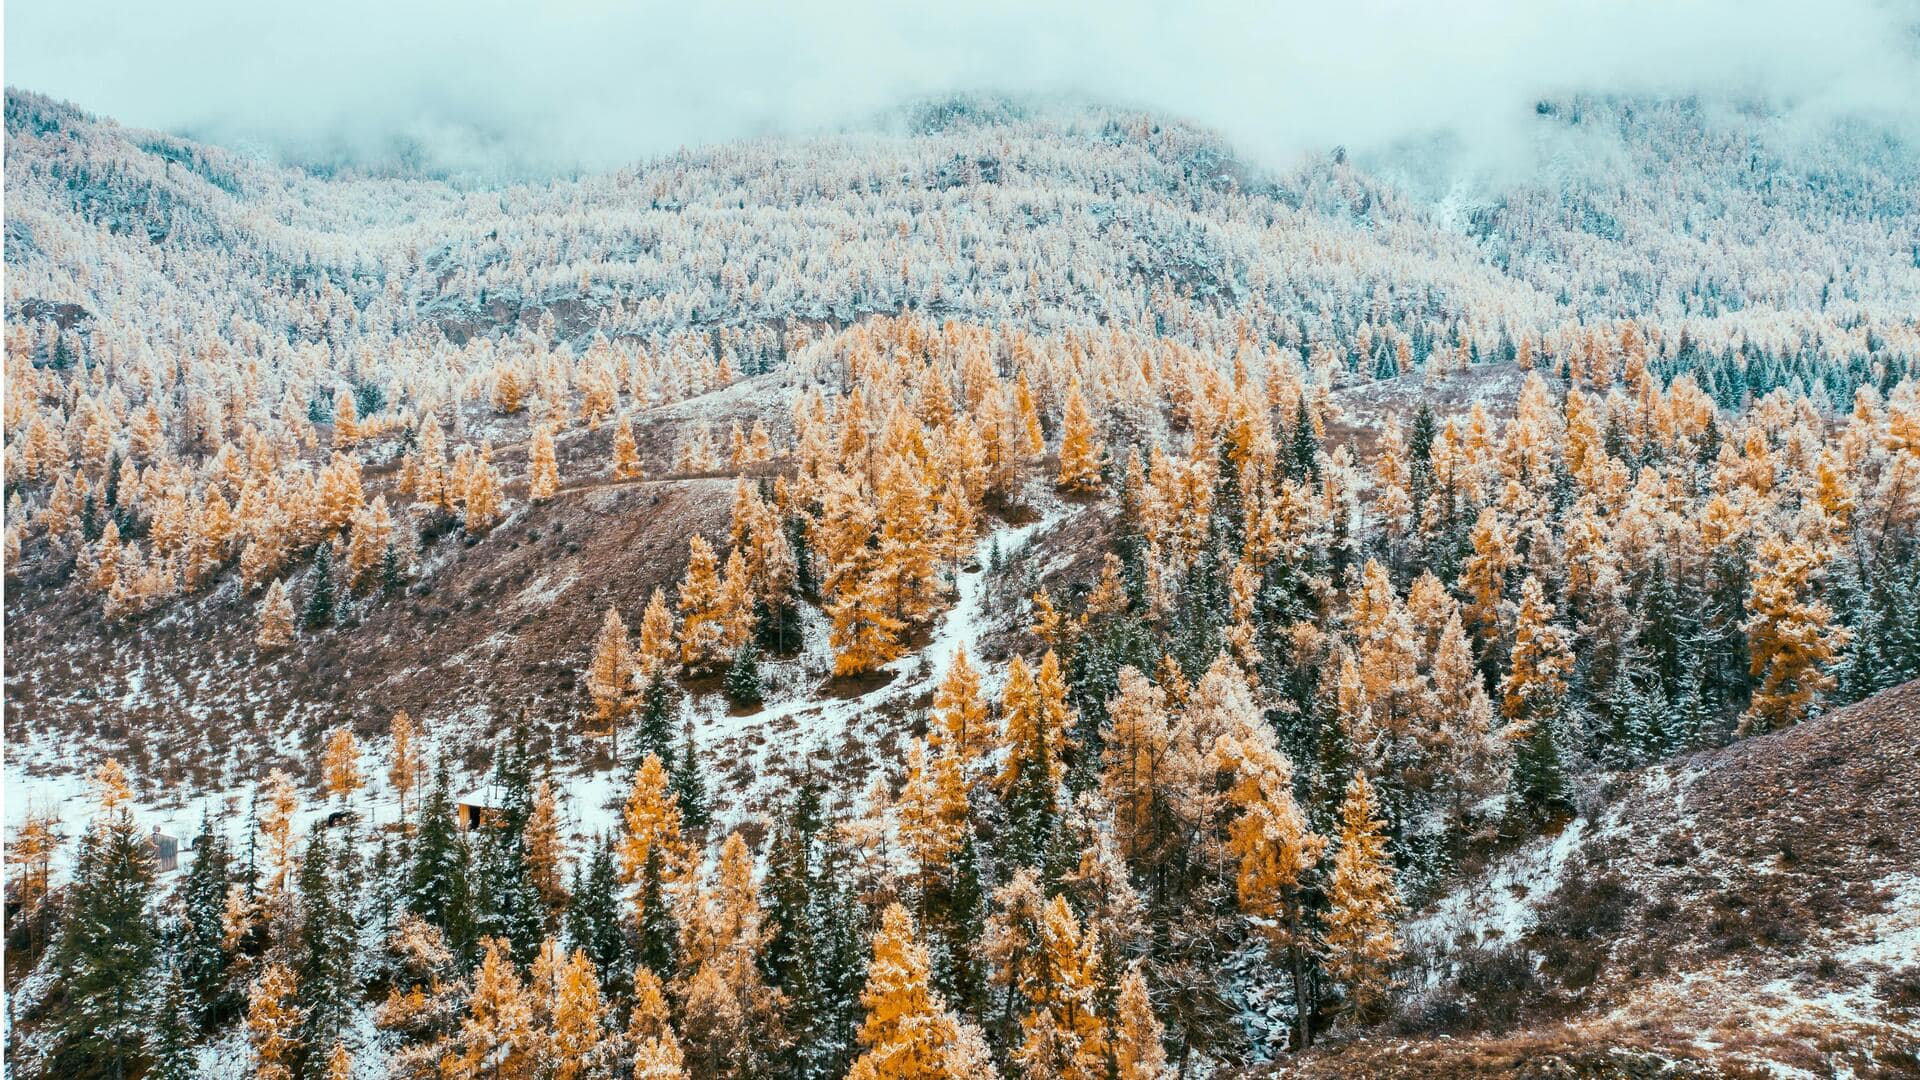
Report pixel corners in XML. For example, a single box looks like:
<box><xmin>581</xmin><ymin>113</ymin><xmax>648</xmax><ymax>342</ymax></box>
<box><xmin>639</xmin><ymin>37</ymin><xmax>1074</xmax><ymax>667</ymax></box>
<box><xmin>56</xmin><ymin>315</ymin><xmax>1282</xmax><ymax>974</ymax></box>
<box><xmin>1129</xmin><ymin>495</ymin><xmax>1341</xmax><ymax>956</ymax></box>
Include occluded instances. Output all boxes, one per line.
<box><xmin>455</xmin><ymin>792</ymin><xmax>499</xmax><ymax>831</ymax></box>
<box><xmin>149</xmin><ymin>827</ymin><xmax>179</xmax><ymax>872</ymax></box>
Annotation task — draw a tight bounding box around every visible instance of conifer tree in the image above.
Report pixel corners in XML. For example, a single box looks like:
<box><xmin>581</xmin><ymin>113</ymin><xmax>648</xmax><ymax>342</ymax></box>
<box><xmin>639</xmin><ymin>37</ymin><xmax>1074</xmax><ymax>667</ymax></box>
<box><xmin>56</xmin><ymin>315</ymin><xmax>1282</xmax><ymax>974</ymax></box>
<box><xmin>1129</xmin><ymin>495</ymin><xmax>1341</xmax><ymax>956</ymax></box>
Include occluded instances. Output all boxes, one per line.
<box><xmin>389</xmin><ymin>710</ymin><xmax>422</xmax><ymax>825</ymax></box>
<box><xmin>178</xmin><ymin>813</ymin><xmax>239</xmax><ymax>1024</ymax></box>
<box><xmin>1219</xmin><ymin>711</ymin><xmax>1326</xmax><ymax>1049</ymax></box>
<box><xmin>406</xmin><ymin>761</ymin><xmax>476</xmax><ymax>961</ymax></box>
<box><xmin>618</xmin><ymin>754</ymin><xmax>688</xmax><ymax>974</ymax></box>
<box><xmin>444</xmin><ymin>938</ymin><xmax>535</xmax><ymax>1079</ymax></box>
<box><xmin>247</xmin><ymin>962</ymin><xmax>304</xmax><ymax>1080</ymax></box>
<box><xmin>634</xmin><ymin>674</ymin><xmax>680</xmax><ymax>767</ymax></box>
<box><xmin>331</xmin><ymin>388</ymin><xmax>359</xmax><ymax>448</ymax></box>
<box><xmin>1502</xmin><ymin>574</ymin><xmax>1572</xmax><ymax>723</ymax></box>
<box><xmin>144</xmin><ymin>962</ymin><xmax>200</xmax><ymax>1080</ymax></box>
<box><xmin>678</xmin><ymin>535</ymin><xmax>733</xmax><ymax>673</ymax></box>
<box><xmin>1058</xmin><ymin>377</ymin><xmax>1106</xmax><ymax>493</ymax></box>
<box><xmin>296</xmin><ymin>823</ymin><xmax>360</xmax><ymax>1061</ymax></box>
<box><xmin>303</xmin><ymin>541</ymin><xmax>336</xmax><ymax>629</ymax></box>
<box><xmin>1101</xmin><ymin>665</ymin><xmax>1175</xmax><ymax>868</ymax></box>
<box><xmin>546</xmin><ymin>947</ymin><xmax>606</xmax><ymax>1080</ymax></box>
<box><xmin>929</xmin><ymin>646</ymin><xmax>992</xmax><ymax>776</ymax></box>
<box><xmin>846</xmin><ymin>903</ymin><xmax>995</xmax><ymax>1080</ymax></box>
<box><xmin>636</xmin><ymin>587</ymin><xmax>679</xmax><ymax>681</ymax></box>
<box><xmin>257</xmin><ymin>577</ymin><xmax>295</xmax><ymax>650</ymax></box>
<box><xmin>321</xmin><ymin>727</ymin><xmax>362</xmax><ymax>804</ymax></box>
<box><xmin>1013</xmin><ymin>894</ymin><xmax>1109</xmax><ymax>1080</ymax></box>
<box><xmin>1112</xmin><ymin>965</ymin><xmax>1169</xmax><ymax>1080</ymax></box>
<box><xmin>671</xmin><ymin>717</ymin><xmax>712</xmax><ymax>834</ymax></box>
<box><xmin>343</xmin><ymin>494</ymin><xmax>396</xmax><ymax>589</ymax></box>
<box><xmin>1322</xmin><ymin>773</ymin><xmax>1401</xmax><ymax>1024</ymax></box>
<box><xmin>565</xmin><ymin>834</ymin><xmax>632</xmax><ymax>995</ymax></box>
<box><xmin>1741</xmin><ymin>536</ymin><xmax>1849</xmax><ymax>734</ymax></box>
<box><xmin>529</xmin><ymin>423</ymin><xmax>560</xmax><ymax>501</ymax></box>
<box><xmin>612</xmin><ymin>412</ymin><xmax>645</xmax><ymax>480</ymax></box>
<box><xmin>626</xmin><ymin>973</ymin><xmax>689</xmax><ymax>1079</ymax></box>
<box><xmin>526</xmin><ymin>779</ymin><xmax>569</xmax><ymax>922</ymax></box>
<box><xmin>586</xmin><ymin>606</ymin><xmax>635</xmax><ymax>735</ymax></box>
<box><xmin>49</xmin><ymin>768</ymin><xmax>159</xmax><ymax>1080</ymax></box>
<box><xmin>259</xmin><ymin>768</ymin><xmax>301</xmax><ymax>904</ymax></box>
<box><xmin>725</xmin><ymin>643</ymin><xmax>764</xmax><ymax>707</ymax></box>
<box><xmin>472</xmin><ymin>724</ymin><xmax>549</xmax><ymax>964</ymax></box>
<box><xmin>996</xmin><ymin>654</ymin><xmax>1069</xmax><ymax>869</ymax></box>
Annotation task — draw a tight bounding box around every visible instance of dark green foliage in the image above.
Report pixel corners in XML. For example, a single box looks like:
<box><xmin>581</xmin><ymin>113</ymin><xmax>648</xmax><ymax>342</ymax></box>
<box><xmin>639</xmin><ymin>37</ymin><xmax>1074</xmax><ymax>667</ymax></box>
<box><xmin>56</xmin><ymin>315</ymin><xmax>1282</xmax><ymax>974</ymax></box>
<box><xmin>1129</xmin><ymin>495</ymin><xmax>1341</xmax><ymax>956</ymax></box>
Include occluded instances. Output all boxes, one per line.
<box><xmin>565</xmin><ymin>834</ymin><xmax>632</xmax><ymax>996</ymax></box>
<box><xmin>406</xmin><ymin>761</ymin><xmax>476</xmax><ymax>962</ymax></box>
<box><xmin>634</xmin><ymin>844</ymin><xmax>679</xmax><ymax>979</ymax></box>
<box><xmin>142</xmin><ymin>961</ymin><xmax>199</xmax><ymax>1080</ymax></box>
<box><xmin>296</xmin><ymin>823</ymin><xmax>360</xmax><ymax>1071</ymax></box>
<box><xmin>471</xmin><ymin>722</ymin><xmax>546</xmax><ymax>964</ymax></box>
<box><xmin>1512</xmin><ymin>711</ymin><xmax>1574</xmax><ymax>826</ymax></box>
<box><xmin>353</xmin><ymin>380</ymin><xmax>386</xmax><ymax>418</ymax></box>
<box><xmin>726</xmin><ymin>644</ymin><xmax>764</xmax><ymax>707</ymax></box>
<box><xmin>303</xmin><ymin>541</ymin><xmax>335</xmax><ymax>629</ymax></box>
<box><xmin>669</xmin><ymin>717</ymin><xmax>710</xmax><ymax>833</ymax></box>
<box><xmin>378</xmin><ymin>541</ymin><xmax>407</xmax><ymax>595</ymax></box>
<box><xmin>787</xmin><ymin>515</ymin><xmax>817</xmax><ymax>598</ymax></box>
<box><xmin>1288</xmin><ymin>398</ymin><xmax>1321</xmax><ymax>483</ymax></box>
<box><xmin>48</xmin><ymin>810</ymin><xmax>158</xmax><ymax>1080</ymax></box>
<box><xmin>634</xmin><ymin>676</ymin><xmax>678</xmax><ymax>766</ymax></box>
<box><xmin>177</xmin><ymin>813</ymin><xmax>238</xmax><ymax>1026</ymax></box>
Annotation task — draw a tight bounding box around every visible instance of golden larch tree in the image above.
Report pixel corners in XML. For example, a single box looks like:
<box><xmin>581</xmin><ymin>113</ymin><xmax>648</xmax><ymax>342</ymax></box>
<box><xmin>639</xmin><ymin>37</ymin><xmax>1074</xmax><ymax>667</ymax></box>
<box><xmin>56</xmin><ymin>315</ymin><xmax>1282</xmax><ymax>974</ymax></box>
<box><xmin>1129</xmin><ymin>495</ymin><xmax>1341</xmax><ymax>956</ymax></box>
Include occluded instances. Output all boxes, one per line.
<box><xmin>444</xmin><ymin>937</ymin><xmax>535</xmax><ymax>1079</ymax></box>
<box><xmin>389</xmin><ymin>710</ymin><xmax>422</xmax><ymax>823</ymax></box>
<box><xmin>1112</xmin><ymin>965</ymin><xmax>1168</xmax><ymax>1080</ymax></box>
<box><xmin>928</xmin><ymin>646</ymin><xmax>992</xmax><ymax>774</ymax></box>
<box><xmin>635</xmin><ymin>587</ymin><xmax>678</xmax><ymax>681</ymax></box>
<box><xmin>256</xmin><ymin>578</ymin><xmax>295</xmax><ymax>650</ymax></box>
<box><xmin>1013</xmin><ymin>894</ymin><xmax>1109</xmax><ymax>1080</ymax></box>
<box><xmin>528</xmin><ymin>424</ymin><xmax>560</xmax><ymax>502</ymax></box>
<box><xmin>321</xmin><ymin>728</ymin><xmax>362</xmax><ymax>804</ymax></box>
<box><xmin>247</xmin><ymin>962</ymin><xmax>304</xmax><ymax>1080</ymax></box>
<box><xmin>1322</xmin><ymin>772</ymin><xmax>1402</xmax><ymax>1023</ymax></box>
<box><xmin>1501</xmin><ymin>574</ymin><xmax>1573</xmax><ymax>725</ymax></box>
<box><xmin>612</xmin><ymin>412</ymin><xmax>645</xmax><ymax>481</ymax></box>
<box><xmin>1056</xmin><ymin>377</ymin><xmax>1105</xmax><ymax>493</ymax></box>
<box><xmin>629</xmin><ymin>967</ymin><xmax>689</xmax><ymax>1079</ymax></box>
<box><xmin>526</xmin><ymin>780</ymin><xmax>569</xmax><ymax>918</ymax></box>
<box><xmin>846</xmin><ymin>903</ymin><xmax>995</xmax><ymax>1080</ymax></box>
<box><xmin>1741</xmin><ymin>536</ymin><xmax>1849</xmax><ymax>734</ymax></box>
<box><xmin>585</xmin><ymin>607</ymin><xmax>635</xmax><ymax>730</ymax></box>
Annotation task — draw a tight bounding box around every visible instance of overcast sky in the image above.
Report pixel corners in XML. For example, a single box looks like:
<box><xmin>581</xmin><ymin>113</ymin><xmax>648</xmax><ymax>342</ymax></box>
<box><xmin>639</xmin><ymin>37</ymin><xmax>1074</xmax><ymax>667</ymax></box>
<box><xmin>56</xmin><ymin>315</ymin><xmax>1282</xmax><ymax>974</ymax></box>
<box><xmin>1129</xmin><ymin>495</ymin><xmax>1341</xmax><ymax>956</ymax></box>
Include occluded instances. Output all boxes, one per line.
<box><xmin>6</xmin><ymin>0</ymin><xmax>1917</xmax><ymax>179</ymax></box>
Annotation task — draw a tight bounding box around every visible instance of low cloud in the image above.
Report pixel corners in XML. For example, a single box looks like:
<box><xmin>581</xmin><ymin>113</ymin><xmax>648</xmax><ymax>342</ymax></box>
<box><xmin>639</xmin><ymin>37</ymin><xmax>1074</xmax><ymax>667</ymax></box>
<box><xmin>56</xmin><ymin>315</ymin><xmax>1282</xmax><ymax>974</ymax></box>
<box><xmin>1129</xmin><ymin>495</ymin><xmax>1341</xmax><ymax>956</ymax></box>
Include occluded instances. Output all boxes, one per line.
<box><xmin>7</xmin><ymin>0</ymin><xmax>1917</xmax><ymax>180</ymax></box>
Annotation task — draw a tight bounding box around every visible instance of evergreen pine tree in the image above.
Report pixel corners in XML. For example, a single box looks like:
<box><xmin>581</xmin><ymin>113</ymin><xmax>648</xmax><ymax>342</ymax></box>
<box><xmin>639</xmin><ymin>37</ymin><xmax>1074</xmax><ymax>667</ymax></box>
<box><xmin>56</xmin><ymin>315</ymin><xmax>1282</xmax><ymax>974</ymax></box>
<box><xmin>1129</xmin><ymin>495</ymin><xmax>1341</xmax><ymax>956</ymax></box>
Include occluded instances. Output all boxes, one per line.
<box><xmin>472</xmin><ymin>724</ymin><xmax>547</xmax><ymax>964</ymax></box>
<box><xmin>52</xmin><ymin>799</ymin><xmax>159</xmax><ymax>1079</ymax></box>
<box><xmin>1512</xmin><ymin>711</ymin><xmax>1573</xmax><ymax>826</ymax></box>
<box><xmin>144</xmin><ymin>960</ymin><xmax>200</xmax><ymax>1080</ymax></box>
<box><xmin>635</xmin><ymin>675</ymin><xmax>679</xmax><ymax>766</ymax></box>
<box><xmin>670</xmin><ymin>717</ymin><xmax>711</xmax><ymax>833</ymax></box>
<box><xmin>377</xmin><ymin>541</ymin><xmax>406</xmax><ymax>594</ymax></box>
<box><xmin>564</xmin><ymin>834</ymin><xmax>633</xmax><ymax>997</ymax></box>
<box><xmin>725</xmin><ymin>643</ymin><xmax>764</xmax><ymax>707</ymax></box>
<box><xmin>405</xmin><ymin>761</ymin><xmax>476</xmax><ymax>962</ymax></box>
<box><xmin>295</xmin><ymin>823</ymin><xmax>360</xmax><ymax>1069</ymax></box>
<box><xmin>179</xmin><ymin>812</ymin><xmax>239</xmax><ymax>1025</ymax></box>
<box><xmin>303</xmin><ymin>541</ymin><xmax>335</xmax><ymax>629</ymax></box>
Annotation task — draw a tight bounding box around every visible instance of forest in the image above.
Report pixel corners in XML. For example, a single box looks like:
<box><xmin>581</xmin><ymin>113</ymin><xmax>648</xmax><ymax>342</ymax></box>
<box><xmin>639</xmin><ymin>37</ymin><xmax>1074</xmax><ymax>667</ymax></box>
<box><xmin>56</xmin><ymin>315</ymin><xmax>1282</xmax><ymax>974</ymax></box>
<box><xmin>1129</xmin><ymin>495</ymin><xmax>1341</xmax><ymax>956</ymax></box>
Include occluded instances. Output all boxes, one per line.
<box><xmin>4</xmin><ymin>85</ymin><xmax>1919</xmax><ymax>1078</ymax></box>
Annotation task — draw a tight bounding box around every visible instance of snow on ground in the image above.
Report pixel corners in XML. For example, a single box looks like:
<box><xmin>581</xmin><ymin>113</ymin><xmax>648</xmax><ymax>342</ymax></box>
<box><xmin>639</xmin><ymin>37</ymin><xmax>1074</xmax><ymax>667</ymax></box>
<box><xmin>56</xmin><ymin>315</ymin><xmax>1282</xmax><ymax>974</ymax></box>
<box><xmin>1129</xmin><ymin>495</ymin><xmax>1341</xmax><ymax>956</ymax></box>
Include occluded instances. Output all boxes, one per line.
<box><xmin>3</xmin><ymin>495</ymin><xmax>1075</xmax><ymax>884</ymax></box>
<box><xmin>688</xmin><ymin>497</ymin><xmax>1069</xmax><ymax>831</ymax></box>
<box><xmin>1403</xmin><ymin>815</ymin><xmax>1590</xmax><ymax>967</ymax></box>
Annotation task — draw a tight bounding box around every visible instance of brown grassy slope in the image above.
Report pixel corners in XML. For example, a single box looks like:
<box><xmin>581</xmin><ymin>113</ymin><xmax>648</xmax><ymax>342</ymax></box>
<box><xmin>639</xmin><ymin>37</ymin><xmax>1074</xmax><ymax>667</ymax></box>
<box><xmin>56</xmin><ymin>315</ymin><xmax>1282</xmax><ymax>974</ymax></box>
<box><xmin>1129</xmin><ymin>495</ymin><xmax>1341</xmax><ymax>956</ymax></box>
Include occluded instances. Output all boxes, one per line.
<box><xmin>2</xmin><ymin>475</ymin><xmax>737</xmax><ymax>798</ymax></box>
<box><xmin>1277</xmin><ymin>679</ymin><xmax>1920</xmax><ymax>1079</ymax></box>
